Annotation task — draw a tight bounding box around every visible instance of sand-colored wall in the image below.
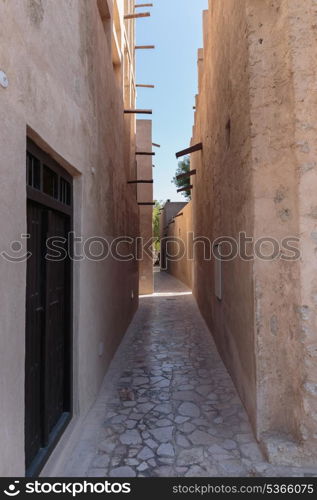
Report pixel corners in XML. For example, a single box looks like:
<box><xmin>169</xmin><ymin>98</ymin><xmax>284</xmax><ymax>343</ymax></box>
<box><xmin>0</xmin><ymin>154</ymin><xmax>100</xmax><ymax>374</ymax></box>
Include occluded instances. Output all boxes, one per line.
<box><xmin>247</xmin><ymin>0</ymin><xmax>317</xmax><ymax>465</ymax></box>
<box><xmin>136</xmin><ymin>120</ymin><xmax>154</xmax><ymax>295</ymax></box>
<box><xmin>191</xmin><ymin>0</ymin><xmax>256</xmax><ymax>430</ymax></box>
<box><xmin>160</xmin><ymin>201</ymin><xmax>188</xmax><ymax>270</ymax></box>
<box><xmin>191</xmin><ymin>0</ymin><xmax>317</xmax><ymax>465</ymax></box>
<box><xmin>0</xmin><ymin>0</ymin><xmax>138</xmax><ymax>476</ymax></box>
<box><xmin>166</xmin><ymin>203</ymin><xmax>193</xmax><ymax>289</ymax></box>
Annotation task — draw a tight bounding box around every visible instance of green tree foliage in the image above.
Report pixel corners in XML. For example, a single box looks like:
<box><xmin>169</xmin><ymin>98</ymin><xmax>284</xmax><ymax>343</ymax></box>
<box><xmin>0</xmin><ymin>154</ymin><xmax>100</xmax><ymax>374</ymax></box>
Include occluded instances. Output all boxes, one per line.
<box><xmin>172</xmin><ymin>156</ymin><xmax>191</xmax><ymax>200</ymax></box>
<box><xmin>152</xmin><ymin>200</ymin><xmax>163</xmax><ymax>252</ymax></box>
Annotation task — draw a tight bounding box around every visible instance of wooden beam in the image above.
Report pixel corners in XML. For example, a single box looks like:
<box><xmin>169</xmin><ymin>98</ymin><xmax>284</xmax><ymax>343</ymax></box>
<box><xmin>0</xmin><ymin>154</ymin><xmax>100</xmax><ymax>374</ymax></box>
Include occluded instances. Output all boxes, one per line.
<box><xmin>176</xmin><ymin>169</ymin><xmax>197</xmax><ymax>181</ymax></box>
<box><xmin>177</xmin><ymin>185</ymin><xmax>193</xmax><ymax>193</ymax></box>
<box><xmin>124</xmin><ymin>12</ymin><xmax>151</xmax><ymax>19</ymax></box>
<box><xmin>135</xmin><ymin>45</ymin><xmax>155</xmax><ymax>49</ymax></box>
<box><xmin>152</xmin><ymin>143</ymin><xmax>161</xmax><ymax>148</ymax></box>
<box><xmin>138</xmin><ymin>202</ymin><xmax>155</xmax><ymax>206</ymax></box>
<box><xmin>174</xmin><ymin>213</ymin><xmax>184</xmax><ymax>218</ymax></box>
<box><xmin>136</xmin><ymin>84</ymin><xmax>155</xmax><ymax>88</ymax></box>
<box><xmin>135</xmin><ymin>3</ymin><xmax>153</xmax><ymax>7</ymax></box>
<box><xmin>175</xmin><ymin>142</ymin><xmax>203</xmax><ymax>159</ymax></box>
<box><xmin>136</xmin><ymin>152</ymin><xmax>155</xmax><ymax>156</ymax></box>
<box><xmin>128</xmin><ymin>180</ymin><xmax>153</xmax><ymax>184</ymax></box>
<box><xmin>124</xmin><ymin>109</ymin><xmax>152</xmax><ymax>114</ymax></box>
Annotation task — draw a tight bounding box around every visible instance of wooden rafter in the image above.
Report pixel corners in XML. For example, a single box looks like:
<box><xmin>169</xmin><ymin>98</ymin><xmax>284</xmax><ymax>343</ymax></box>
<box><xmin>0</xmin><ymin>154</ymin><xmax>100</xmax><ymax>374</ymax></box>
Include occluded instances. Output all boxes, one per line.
<box><xmin>124</xmin><ymin>12</ymin><xmax>151</xmax><ymax>19</ymax></box>
<box><xmin>177</xmin><ymin>185</ymin><xmax>193</xmax><ymax>193</ymax></box>
<box><xmin>136</xmin><ymin>152</ymin><xmax>155</xmax><ymax>156</ymax></box>
<box><xmin>135</xmin><ymin>45</ymin><xmax>155</xmax><ymax>49</ymax></box>
<box><xmin>124</xmin><ymin>109</ymin><xmax>152</xmax><ymax>114</ymax></box>
<box><xmin>176</xmin><ymin>169</ymin><xmax>197</xmax><ymax>181</ymax></box>
<box><xmin>128</xmin><ymin>180</ymin><xmax>153</xmax><ymax>184</ymax></box>
<box><xmin>175</xmin><ymin>142</ymin><xmax>203</xmax><ymax>159</ymax></box>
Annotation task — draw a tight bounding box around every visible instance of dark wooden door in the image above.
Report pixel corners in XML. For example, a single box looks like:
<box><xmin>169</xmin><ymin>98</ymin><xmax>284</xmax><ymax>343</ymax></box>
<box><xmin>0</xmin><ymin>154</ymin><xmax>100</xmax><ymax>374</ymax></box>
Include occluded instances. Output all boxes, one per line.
<box><xmin>25</xmin><ymin>202</ymin><xmax>46</xmax><ymax>468</ymax></box>
<box><xmin>44</xmin><ymin>210</ymin><xmax>69</xmax><ymax>438</ymax></box>
<box><xmin>25</xmin><ymin>202</ymin><xmax>71</xmax><ymax>472</ymax></box>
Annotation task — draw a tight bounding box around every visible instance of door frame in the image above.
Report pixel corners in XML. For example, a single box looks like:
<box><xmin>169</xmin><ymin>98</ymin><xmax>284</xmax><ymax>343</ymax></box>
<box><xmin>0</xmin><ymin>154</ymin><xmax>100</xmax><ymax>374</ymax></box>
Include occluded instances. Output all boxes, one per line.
<box><xmin>25</xmin><ymin>139</ymin><xmax>73</xmax><ymax>477</ymax></box>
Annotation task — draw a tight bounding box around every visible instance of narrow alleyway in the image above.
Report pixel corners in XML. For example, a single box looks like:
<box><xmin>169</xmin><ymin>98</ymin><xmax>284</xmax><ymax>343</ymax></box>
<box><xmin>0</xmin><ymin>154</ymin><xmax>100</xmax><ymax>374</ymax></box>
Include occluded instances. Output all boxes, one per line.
<box><xmin>62</xmin><ymin>272</ymin><xmax>317</xmax><ymax>478</ymax></box>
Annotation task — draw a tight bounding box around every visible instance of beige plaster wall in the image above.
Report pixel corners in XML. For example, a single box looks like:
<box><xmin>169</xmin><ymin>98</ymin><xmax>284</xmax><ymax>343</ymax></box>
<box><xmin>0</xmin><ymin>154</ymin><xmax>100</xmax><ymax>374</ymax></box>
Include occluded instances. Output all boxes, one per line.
<box><xmin>160</xmin><ymin>201</ymin><xmax>188</xmax><ymax>270</ymax></box>
<box><xmin>166</xmin><ymin>203</ymin><xmax>193</xmax><ymax>289</ymax></box>
<box><xmin>0</xmin><ymin>0</ymin><xmax>138</xmax><ymax>476</ymax></box>
<box><xmin>191</xmin><ymin>0</ymin><xmax>317</xmax><ymax>465</ymax></box>
<box><xmin>136</xmin><ymin>120</ymin><xmax>153</xmax><ymax>295</ymax></box>
<box><xmin>191</xmin><ymin>0</ymin><xmax>256</xmax><ymax>430</ymax></box>
<box><xmin>247</xmin><ymin>0</ymin><xmax>317</xmax><ymax>465</ymax></box>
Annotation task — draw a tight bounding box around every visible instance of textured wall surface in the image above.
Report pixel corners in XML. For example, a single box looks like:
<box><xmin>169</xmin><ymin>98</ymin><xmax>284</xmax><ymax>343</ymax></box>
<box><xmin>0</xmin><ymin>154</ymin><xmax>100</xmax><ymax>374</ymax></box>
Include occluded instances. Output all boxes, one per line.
<box><xmin>0</xmin><ymin>0</ymin><xmax>139</xmax><ymax>475</ymax></box>
<box><xmin>191</xmin><ymin>0</ymin><xmax>317</xmax><ymax>465</ymax></box>
<box><xmin>247</xmin><ymin>0</ymin><xmax>317</xmax><ymax>465</ymax></box>
<box><xmin>191</xmin><ymin>0</ymin><xmax>256</xmax><ymax>431</ymax></box>
<box><xmin>166</xmin><ymin>202</ymin><xmax>193</xmax><ymax>289</ymax></box>
<box><xmin>160</xmin><ymin>201</ymin><xmax>188</xmax><ymax>270</ymax></box>
<box><xmin>136</xmin><ymin>120</ymin><xmax>154</xmax><ymax>295</ymax></box>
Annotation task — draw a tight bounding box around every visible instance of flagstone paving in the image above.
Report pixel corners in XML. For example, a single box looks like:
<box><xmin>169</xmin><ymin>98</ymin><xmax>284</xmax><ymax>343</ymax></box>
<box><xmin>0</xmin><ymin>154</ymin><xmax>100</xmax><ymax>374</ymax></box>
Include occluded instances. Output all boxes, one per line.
<box><xmin>63</xmin><ymin>271</ymin><xmax>317</xmax><ymax>478</ymax></box>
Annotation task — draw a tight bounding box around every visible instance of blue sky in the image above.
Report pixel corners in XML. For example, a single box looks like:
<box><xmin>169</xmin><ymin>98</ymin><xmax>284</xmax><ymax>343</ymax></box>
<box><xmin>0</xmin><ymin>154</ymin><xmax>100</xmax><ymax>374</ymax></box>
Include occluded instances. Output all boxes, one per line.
<box><xmin>135</xmin><ymin>0</ymin><xmax>208</xmax><ymax>202</ymax></box>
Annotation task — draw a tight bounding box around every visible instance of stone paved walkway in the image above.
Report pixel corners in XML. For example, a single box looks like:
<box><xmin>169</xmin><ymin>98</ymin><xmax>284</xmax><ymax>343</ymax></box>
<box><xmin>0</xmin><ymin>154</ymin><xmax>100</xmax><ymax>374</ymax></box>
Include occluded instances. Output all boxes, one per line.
<box><xmin>63</xmin><ymin>271</ymin><xmax>317</xmax><ymax>477</ymax></box>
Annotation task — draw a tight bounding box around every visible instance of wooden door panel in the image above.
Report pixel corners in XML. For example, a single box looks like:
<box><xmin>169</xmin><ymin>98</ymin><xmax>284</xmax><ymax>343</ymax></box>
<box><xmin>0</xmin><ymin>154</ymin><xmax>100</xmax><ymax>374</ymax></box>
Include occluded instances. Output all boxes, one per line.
<box><xmin>25</xmin><ymin>203</ymin><xmax>71</xmax><ymax>470</ymax></box>
<box><xmin>44</xmin><ymin>210</ymin><xmax>68</xmax><ymax>438</ymax></box>
<box><xmin>26</xmin><ymin>142</ymin><xmax>72</xmax><ymax>475</ymax></box>
<box><xmin>25</xmin><ymin>202</ymin><xmax>45</xmax><ymax>468</ymax></box>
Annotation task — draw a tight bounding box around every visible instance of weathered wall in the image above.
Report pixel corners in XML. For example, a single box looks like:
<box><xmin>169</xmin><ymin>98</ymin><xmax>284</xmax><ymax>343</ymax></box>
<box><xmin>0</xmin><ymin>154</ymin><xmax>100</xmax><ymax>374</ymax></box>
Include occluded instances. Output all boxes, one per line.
<box><xmin>166</xmin><ymin>202</ymin><xmax>193</xmax><ymax>289</ymax></box>
<box><xmin>136</xmin><ymin>120</ymin><xmax>154</xmax><ymax>295</ymax></box>
<box><xmin>0</xmin><ymin>0</ymin><xmax>139</xmax><ymax>476</ymax></box>
<box><xmin>191</xmin><ymin>0</ymin><xmax>317</xmax><ymax>465</ymax></box>
<box><xmin>247</xmin><ymin>0</ymin><xmax>317</xmax><ymax>465</ymax></box>
<box><xmin>191</xmin><ymin>0</ymin><xmax>256</xmax><ymax>430</ymax></box>
<box><xmin>291</xmin><ymin>0</ymin><xmax>317</xmax><ymax>464</ymax></box>
<box><xmin>160</xmin><ymin>201</ymin><xmax>188</xmax><ymax>270</ymax></box>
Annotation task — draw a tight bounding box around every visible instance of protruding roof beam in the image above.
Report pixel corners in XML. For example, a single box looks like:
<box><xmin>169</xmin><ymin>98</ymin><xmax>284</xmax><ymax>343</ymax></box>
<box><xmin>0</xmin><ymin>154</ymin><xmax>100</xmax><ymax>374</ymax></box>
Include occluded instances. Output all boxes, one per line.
<box><xmin>176</xmin><ymin>169</ymin><xmax>197</xmax><ymax>181</ymax></box>
<box><xmin>136</xmin><ymin>84</ymin><xmax>155</xmax><ymax>88</ymax></box>
<box><xmin>135</xmin><ymin>45</ymin><xmax>155</xmax><ymax>49</ymax></box>
<box><xmin>136</xmin><ymin>152</ymin><xmax>155</xmax><ymax>156</ymax></box>
<box><xmin>124</xmin><ymin>12</ymin><xmax>151</xmax><ymax>19</ymax></box>
<box><xmin>175</xmin><ymin>142</ymin><xmax>203</xmax><ymax>159</ymax></box>
<box><xmin>124</xmin><ymin>109</ymin><xmax>152</xmax><ymax>114</ymax></box>
<box><xmin>177</xmin><ymin>185</ymin><xmax>193</xmax><ymax>193</ymax></box>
